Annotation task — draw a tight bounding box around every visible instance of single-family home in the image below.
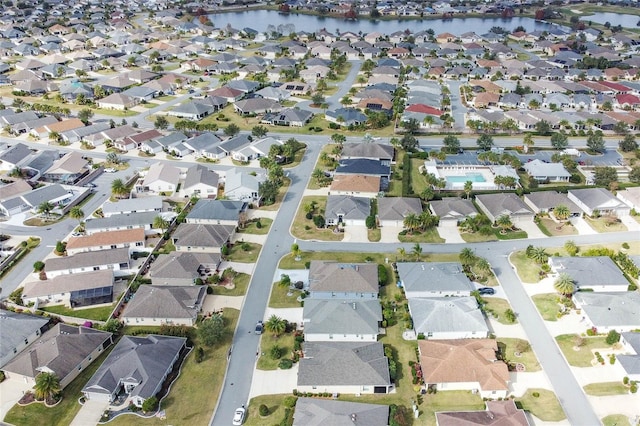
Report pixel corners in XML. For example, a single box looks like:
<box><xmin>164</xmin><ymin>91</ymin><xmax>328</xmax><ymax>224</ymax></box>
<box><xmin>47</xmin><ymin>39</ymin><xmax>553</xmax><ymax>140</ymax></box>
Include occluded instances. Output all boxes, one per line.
<box><xmin>41</xmin><ymin>151</ymin><xmax>89</xmax><ymax>184</ymax></box>
<box><xmin>44</xmin><ymin>247</ymin><xmax>131</xmax><ymax>278</ymax></box>
<box><xmin>523</xmin><ymin>191</ymin><xmax>581</xmax><ymax>216</ymax></box>
<box><xmin>429</xmin><ymin>198</ymin><xmax>477</xmax><ymax>223</ymax></box>
<box><xmin>397</xmin><ymin>262</ymin><xmax>475</xmax><ymax>298</ymax></box>
<box><xmin>261</xmin><ymin>108</ymin><xmax>313</xmax><ymax>127</ymax></box>
<box><xmin>325</xmin><ymin>108</ymin><xmax>367</xmax><ymax>127</ymax></box>
<box><xmin>475</xmin><ymin>193</ymin><xmax>534</xmax><ymax>223</ymax></box>
<box><xmin>293</xmin><ymin>398</ymin><xmax>389</xmax><ymax>426</ymax></box>
<box><xmin>223</xmin><ymin>168</ymin><xmax>265</xmax><ymax>203</ymax></box>
<box><xmin>22</xmin><ymin>270</ymin><xmax>114</xmax><ymax>309</ymax></box>
<box><xmin>84</xmin><ymin>212</ymin><xmax>157</xmax><ymax>236</ymax></box>
<box><xmin>377</xmin><ymin>197</ymin><xmax>423</xmax><ymax>227</ymax></box>
<box><xmin>522</xmin><ymin>159</ymin><xmax>571</xmax><ymax>183</ymax></box>
<box><xmin>548</xmin><ymin>256</ymin><xmax>629</xmax><ymax>292</ymax></box>
<box><xmin>2</xmin><ymin>324</ymin><xmax>112</xmax><ymax>389</ymax></box>
<box><xmin>573</xmin><ymin>292</ymin><xmax>640</xmax><ymax>333</ymax></box>
<box><xmin>329</xmin><ymin>175</ymin><xmax>381</xmax><ymax>198</ymax></box>
<box><xmin>308</xmin><ymin>261</ymin><xmax>379</xmax><ymax>299</ymax></box>
<box><xmin>303</xmin><ymin>299</ymin><xmax>382</xmax><ymax>342</ymax></box>
<box><xmin>436</xmin><ymin>400</ymin><xmax>530</xmax><ymax>426</ymax></box>
<box><xmin>186</xmin><ymin>199</ymin><xmax>247</xmax><ymax>225</ymax></box>
<box><xmin>341</xmin><ymin>143</ymin><xmax>394</xmax><ymax>166</ymax></box>
<box><xmin>418</xmin><ymin>339</ymin><xmax>510</xmax><ymax>398</ymax></box>
<box><xmin>65</xmin><ymin>228</ymin><xmax>146</xmax><ymax>255</ymax></box>
<box><xmin>617</xmin><ymin>187</ymin><xmax>640</xmax><ymax>212</ymax></box>
<box><xmin>325</xmin><ymin>195</ymin><xmax>371</xmax><ymax>226</ymax></box>
<box><xmin>182</xmin><ymin>164</ymin><xmax>219</xmax><ymax>199</ymax></box>
<box><xmin>137</xmin><ymin>162</ymin><xmax>180</xmax><ymax>195</ymax></box>
<box><xmin>568</xmin><ymin>188</ymin><xmax>631</xmax><ymax>217</ymax></box>
<box><xmin>82</xmin><ymin>335</ymin><xmax>185</xmax><ymax>408</ymax></box>
<box><xmin>408</xmin><ymin>297</ymin><xmax>489</xmax><ymax>339</ymax></box>
<box><xmin>172</xmin><ymin>223</ymin><xmax>234</xmax><ymax>252</ymax></box>
<box><xmin>298</xmin><ymin>341</ymin><xmax>392</xmax><ymax>394</ymax></box>
<box><xmin>150</xmin><ymin>252</ymin><xmax>220</xmax><ymax>286</ymax></box>
<box><xmin>121</xmin><ymin>285</ymin><xmax>207</xmax><ymax>326</ymax></box>
<box><xmin>0</xmin><ymin>310</ymin><xmax>50</xmax><ymax>369</ymax></box>
<box><xmin>616</xmin><ymin>332</ymin><xmax>640</xmax><ymax>382</ymax></box>
<box><xmin>102</xmin><ymin>196</ymin><xmax>163</xmax><ymax>217</ymax></box>
<box><xmin>96</xmin><ymin>93</ymin><xmax>136</xmax><ymax>110</ymax></box>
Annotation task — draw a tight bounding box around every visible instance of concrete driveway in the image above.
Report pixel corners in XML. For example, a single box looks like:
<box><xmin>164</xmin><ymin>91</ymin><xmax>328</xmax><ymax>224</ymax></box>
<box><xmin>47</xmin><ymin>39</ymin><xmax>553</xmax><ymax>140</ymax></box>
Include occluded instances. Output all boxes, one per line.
<box><xmin>342</xmin><ymin>225</ymin><xmax>369</xmax><ymax>242</ymax></box>
<box><xmin>70</xmin><ymin>399</ymin><xmax>108</xmax><ymax>426</ymax></box>
<box><xmin>570</xmin><ymin>217</ymin><xmax>597</xmax><ymax>235</ymax></box>
<box><xmin>0</xmin><ymin>378</ymin><xmax>32</xmax><ymax>420</ymax></box>
<box><xmin>202</xmin><ymin>295</ymin><xmax>244</xmax><ymax>313</ymax></box>
<box><xmin>379</xmin><ymin>226</ymin><xmax>401</xmax><ymax>243</ymax></box>
<box><xmin>621</xmin><ymin>215</ymin><xmax>640</xmax><ymax>232</ymax></box>
<box><xmin>263</xmin><ymin>307</ymin><xmax>303</xmax><ymax>325</ymax></box>
<box><xmin>437</xmin><ymin>221</ymin><xmax>464</xmax><ymax>243</ymax></box>
<box><xmin>249</xmin><ymin>364</ymin><xmax>299</xmax><ymax>399</ymax></box>
<box><xmin>516</xmin><ymin>220</ymin><xmax>547</xmax><ymax>239</ymax></box>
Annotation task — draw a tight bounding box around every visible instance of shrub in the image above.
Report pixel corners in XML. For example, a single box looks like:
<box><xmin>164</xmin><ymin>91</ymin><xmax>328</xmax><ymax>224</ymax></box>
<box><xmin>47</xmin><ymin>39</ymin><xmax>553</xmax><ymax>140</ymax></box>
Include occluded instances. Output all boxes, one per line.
<box><xmin>378</xmin><ymin>264</ymin><xmax>388</xmax><ymax>286</ymax></box>
<box><xmin>33</xmin><ymin>261</ymin><xmax>45</xmax><ymax>272</ymax></box>
<box><xmin>241</xmin><ymin>242</ymin><xmax>250</xmax><ymax>251</ymax></box>
<box><xmin>305</xmin><ymin>212</ymin><xmax>313</xmax><ymax>220</ymax></box>
<box><xmin>283</xmin><ymin>396</ymin><xmax>297</xmax><ymax>408</ymax></box>
<box><xmin>532</xmin><ymin>392</ymin><xmax>540</xmax><ymax>398</ymax></box>
<box><xmin>366</xmin><ymin>215</ymin><xmax>376</xmax><ymax>229</ymax></box>
<box><xmin>55</xmin><ymin>241</ymin><xmax>65</xmax><ymax>254</ymax></box>
<box><xmin>270</xmin><ymin>345</ymin><xmax>283</xmax><ymax>360</ymax></box>
<box><xmin>313</xmin><ymin>215</ymin><xmax>325</xmax><ymax>228</ymax></box>
<box><xmin>622</xmin><ymin>242</ymin><xmax>630</xmax><ymax>249</ymax></box>
<box><xmin>142</xmin><ymin>396</ymin><xmax>158</xmax><ymax>412</ymax></box>
<box><xmin>586</xmin><ymin>327</ymin><xmax>597</xmax><ymax>336</ymax></box>
<box><xmin>256</xmin><ymin>221</ymin><xmax>262</xmax><ymax>229</ymax></box>
<box><xmin>606</xmin><ymin>330</ymin><xmax>621</xmax><ymax>345</ymax></box>
<box><xmin>195</xmin><ymin>347</ymin><xmax>204</xmax><ymax>363</ymax></box>
<box><xmin>623</xmin><ymin>376</ymin><xmax>630</xmax><ymax>385</ymax></box>
<box><xmin>279</xmin><ymin>359</ymin><xmax>293</xmax><ymax>369</ymax></box>
<box><xmin>259</xmin><ymin>404</ymin><xmax>269</xmax><ymax>416</ymax></box>
<box><xmin>630</xmin><ymin>381</ymin><xmax>638</xmax><ymax>393</ymax></box>
<box><xmin>504</xmin><ymin>309</ymin><xmax>517</xmax><ymax>324</ymax></box>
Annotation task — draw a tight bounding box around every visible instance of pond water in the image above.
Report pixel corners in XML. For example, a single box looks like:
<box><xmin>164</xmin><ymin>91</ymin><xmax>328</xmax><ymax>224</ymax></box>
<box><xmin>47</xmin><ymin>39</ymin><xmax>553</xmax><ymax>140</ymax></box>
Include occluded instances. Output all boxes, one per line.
<box><xmin>576</xmin><ymin>11</ymin><xmax>640</xmax><ymax>28</ymax></box>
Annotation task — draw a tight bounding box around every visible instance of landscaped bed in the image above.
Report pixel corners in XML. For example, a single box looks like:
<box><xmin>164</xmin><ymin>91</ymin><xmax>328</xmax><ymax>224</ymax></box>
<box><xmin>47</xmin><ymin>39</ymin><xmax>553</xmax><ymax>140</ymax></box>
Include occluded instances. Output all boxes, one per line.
<box><xmin>236</xmin><ymin>218</ymin><xmax>272</xmax><ymax>235</ymax></box>
<box><xmin>291</xmin><ymin>196</ymin><xmax>343</xmax><ymax>242</ymax></box>
<box><xmin>555</xmin><ymin>334</ymin><xmax>610</xmax><ymax>367</ymax></box>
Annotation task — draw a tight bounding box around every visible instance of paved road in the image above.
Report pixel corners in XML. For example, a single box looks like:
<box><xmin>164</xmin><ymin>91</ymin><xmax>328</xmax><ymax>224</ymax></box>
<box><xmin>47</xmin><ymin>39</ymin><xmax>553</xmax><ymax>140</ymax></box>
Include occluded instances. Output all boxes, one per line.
<box><xmin>447</xmin><ymin>80</ymin><xmax>466</xmax><ymax>130</ymax></box>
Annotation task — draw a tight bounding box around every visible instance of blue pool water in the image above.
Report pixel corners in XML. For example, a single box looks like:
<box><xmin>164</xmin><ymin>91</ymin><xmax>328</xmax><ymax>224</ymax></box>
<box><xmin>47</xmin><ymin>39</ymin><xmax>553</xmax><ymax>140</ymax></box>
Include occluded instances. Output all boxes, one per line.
<box><xmin>446</xmin><ymin>173</ymin><xmax>486</xmax><ymax>183</ymax></box>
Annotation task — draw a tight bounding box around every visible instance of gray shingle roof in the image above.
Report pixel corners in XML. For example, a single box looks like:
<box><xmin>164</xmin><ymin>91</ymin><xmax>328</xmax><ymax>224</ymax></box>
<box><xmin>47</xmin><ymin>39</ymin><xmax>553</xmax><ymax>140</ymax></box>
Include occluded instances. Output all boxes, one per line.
<box><xmin>298</xmin><ymin>342</ymin><xmax>390</xmax><ymax>387</ymax></box>
<box><xmin>303</xmin><ymin>299</ymin><xmax>382</xmax><ymax>336</ymax></box>
<box><xmin>574</xmin><ymin>292</ymin><xmax>640</xmax><ymax>328</ymax></box>
<box><xmin>377</xmin><ymin>197</ymin><xmax>422</xmax><ymax>221</ymax></box>
<box><xmin>172</xmin><ymin>223</ymin><xmax>234</xmax><ymax>248</ymax></box>
<box><xmin>550</xmin><ymin>256</ymin><xmax>629</xmax><ymax>289</ymax></box>
<box><xmin>45</xmin><ymin>247</ymin><xmax>130</xmax><ymax>272</ymax></box>
<box><xmin>524</xmin><ymin>191</ymin><xmax>580</xmax><ymax>214</ymax></box>
<box><xmin>325</xmin><ymin>195</ymin><xmax>371</xmax><ymax>221</ymax></box>
<box><xmin>85</xmin><ymin>211</ymin><xmax>157</xmax><ymax>232</ymax></box>
<box><xmin>293</xmin><ymin>398</ymin><xmax>389</xmax><ymax>426</ymax></box>
<box><xmin>150</xmin><ymin>252</ymin><xmax>220</xmax><ymax>282</ymax></box>
<box><xmin>341</xmin><ymin>143</ymin><xmax>394</xmax><ymax>161</ymax></box>
<box><xmin>308</xmin><ymin>261</ymin><xmax>378</xmax><ymax>294</ymax></box>
<box><xmin>102</xmin><ymin>197</ymin><xmax>162</xmax><ymax>216</ymax></box>
<box><xmin>0</xmin><ymin>310</ymin><xmax>49</xmax><ymax>368</ymax></box>
<box><xmin>476</xmin><ymin>193</ymin><xmax>533</xmax><ymax>218</ymax></box>
<box><xmin>429</xmin><ymin>198</ymin><xmax>477</xmax><ymax>219</ymax></box>
<box><xmin>183</xmin><ymin>164</ymin><xmax>219</xmax><ymax>191</ymax></box>
<box><xmin>398</xmin><ymin>262</ymin><xmax>474</xmax><ymax>294</ymax></box>
<box><xmin>408</xmin><ymin>297</ymin><xmax>488</xmax><ymax>335</ymax></box>
<box><xmin>122</xmin><ymin>285</ymin><xmax>206</xmax><ymax>321</ymax></box>
<box><xmin>23</xmin><ymin>270</ymin><xmax>113</xmax><ymax>299</ymax></box>
<box><xmin>186</xmin><ymin>199</ymin><xmax>247</xmax><ymax>222</ymax></box>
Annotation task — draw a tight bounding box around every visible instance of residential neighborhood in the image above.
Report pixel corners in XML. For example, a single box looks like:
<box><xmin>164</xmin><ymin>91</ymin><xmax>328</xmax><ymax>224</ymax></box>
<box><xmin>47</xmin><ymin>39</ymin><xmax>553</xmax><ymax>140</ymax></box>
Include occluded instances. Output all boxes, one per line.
<box><xmin>1</xmin><ymin>1</ymin><xmax>640</xmax><ymax>426</ymax></box>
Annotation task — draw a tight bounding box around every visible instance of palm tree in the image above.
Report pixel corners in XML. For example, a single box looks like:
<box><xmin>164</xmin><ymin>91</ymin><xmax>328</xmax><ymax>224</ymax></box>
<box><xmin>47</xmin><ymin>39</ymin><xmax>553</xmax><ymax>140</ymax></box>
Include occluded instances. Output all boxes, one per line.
<box><xmin>403</xmin><ymin>213</ymin><xmax>420</xmax><ymax>234</ymax></box>
<box><xmin>475</xmin><ymin>258</ymin><xmax>491</xmax><ymax>278</ymax></box>
<box><xmin>397</xmin><ymin>247</ymin><xmax>406</xmax><ymax>261</ymax></box>
<box><xmin>38</xmin><ymin>201</ymin><xmax>54</xmax><ymax>218</ymax></box>
<box><xmin>111</xmin><ymin>178</ymin><xmax>128</xmax><ymax>199</ymax></box>
<box><xmin>463</xmin><ymin>180</ymin><xmax>473</xmax><ymax>199</ymax></box>
<box><xmin>495</xmin><ymin>215</ymin><xmax>513</xmax><ymax>234</ymax></box>
<box><xmin>459</xmin><ymin>248</ymin><xmax>477</xmax><ymax>266</ymax></box>
<box><xmin>553</xmin><ymin>204</ymin><xmax>570</xmax><ymax>222</ymax></box>
<box><xmin>69</xmin><ymin>207</ymin><xmax>84</xmax><ymax>229</ymax></box>
<box><xmin>153</xmin><ymin>215</ymin><xmax>169</xmax><ymax>230</ymax></box>
<box><xmin>554</xmin><ymin>273</ymin><xmax>575</xmax><ymax>297</ymax></box>
<box><xmin>34</xmin><ymin>372</ymin><xmax>61</xmax><ymax>401</ymax></box>
<box><xmin>265</xmin><ymin>315</ymin><xmax>286</xmax><ymax>337</ymax></box>
<box><xmin>419</xmin><ymin>187</ymin><xmax>435</xmax><ymax>201</ymax></box>
<box><xmin>523</xmin><ymin>133</ymin><xmax>534</xmax><ymax>153</ymax></box>
<box><xmin>412</xmin><ymin>243</ymin><xmax>423</xmax><ymax>261</ymax></box>
<box><xmin>530</xmin><ymin>247</ymin><xmax>548</xmax><ymax>264</ymax></box>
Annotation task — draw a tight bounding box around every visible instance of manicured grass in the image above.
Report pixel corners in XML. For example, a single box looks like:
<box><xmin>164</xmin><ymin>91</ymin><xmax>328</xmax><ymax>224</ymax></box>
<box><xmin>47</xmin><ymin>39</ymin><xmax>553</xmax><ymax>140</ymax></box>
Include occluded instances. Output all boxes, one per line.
<box><xmin>515</xmin><ymin>388</ymin><xmax>566</xmax><ymax>422</ymax></box>
<box><xmin>291</xmin><ymin>196</ymin><xmax>344</xmax><ymax>241</ymax></box>
<box><xmin>245</xmin><ymin>394</ymin><xmax>292</xmax><ymax>426</ymax></box>
<box><xmin>4</xmin><ymin>344</ymin><xmax>115</xmax><ymax>426</ymax></box>
<box><xmin>156</xmin><ymin>95</ymin><xmax>176</xmax><ymax>101</ymax></box>
<box><xmin>257</xmin><ymin>332</ymin><xmax>295</xmax><ymax>370</ymax></box>
<box><xmin>556</xmin><ymin>334</ymin><xmax>610</xmax><ymax>367</ymax></box>
<box><xmin>398</xmin><ymin>228</ymin><xmax>445</xmax><ymax>243</ymax></box>
<box><xmin>227</xmin><ymin>242</ymin><xmax>261</xmax><ymax>263</ymax></box>
<box><xmin>368</xmin><ymin>228</ymin><xmax>381</xmax><ymax>242</ymax></box>
<box><xmin>237</xmin><ymin>217</ymin><xmax>272</xmax><ymax>235</ymax></box>
<box><xmin>282</xmin><ymin>145</ymin><xmax>307</xmax><ymax>169</ymax></box>
<box><xmin>260</xmin><ymin>177</ymin><xmax>290</xmax><ymax>212</ymax></box>
<box><xmin>307</xmin><ymin>144</ymin><xmax>336</xmax><ymax>190</ymax></box>
<box><xmin>584</xmin><ymin>216</ymin><xmax>628</xmax><ymax>233</ymax></box>
<box><xmin>278</xmin><ymin>252</ymin><xmax>458</xmax><ymax>270</ymax></box>
<box><xmin>209</xmin><ymin>272</ymin><xmax>250</xmax><ymax>296</ymax></box>
<box><xmin>510</xmin><ymin>251</ymin><xmax>543</xmax><ymax>283</ymax></box>
<box><xmin>460</xmin><ymin>232</ymin><xmax>497</xmax><ymax>243</ymax></box>
<box><xmin>108</xmin><ymin>309</ymin><xmax>239</xmax><ymax>426</ymax></box>
<box><xmin>537</xmin><ymin>217</ymin><xmax>577</xmax><ymax>237</ymax></box>
<box><xmin>410</xmin><ymin>158</ymin><xmax>429</xmax><ymax>196</ymax></box>
<box><xmin>93</xmin><ymin>108</ymin><xmax>138</xmax><ymax>117</ymax></box>
<box><xmin>39</xmin><ymin>304</ymin><xmax>115</xmax><ymax>322</ymax></box>
<box><xmin>268</xmin><ymin>282</ymin><xmax>303</xmax><ymax>309</ymax></box>
<box><xmin>583</xmin><ymin>382</ymin><xmax>629</xmax><ymax>396</ymax></box>
<box><xmin>531</xmin><ymin>293</ymin><xmax>561</xmax><ymax>322</ymax></box>
<box><xmin>603</xmin><ymin>414</ymin><xmax>632</xmax><ymax>426</ymax></box>
<box><xmin>495</xmin><ymin>229</ymin><xmax>528</xmax><ymax>240</ymax></box>
<box><xmin>497</xmin><ymin>338</ymin><xmax>541</xmax><ymax>372</ymax></box>
<box><xmin>483</xmin><ymin>298</ymin><xmax>518</xmax><ymax>325</ymax></box>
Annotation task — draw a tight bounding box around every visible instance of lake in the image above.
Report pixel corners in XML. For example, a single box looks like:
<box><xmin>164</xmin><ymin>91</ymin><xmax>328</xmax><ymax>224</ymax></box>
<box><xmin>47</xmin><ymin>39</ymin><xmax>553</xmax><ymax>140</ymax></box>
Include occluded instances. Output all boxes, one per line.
<box><xmin>576</xmin><ymin>12</ymin><xmax>640</xmax><ymax>28</ymax></box>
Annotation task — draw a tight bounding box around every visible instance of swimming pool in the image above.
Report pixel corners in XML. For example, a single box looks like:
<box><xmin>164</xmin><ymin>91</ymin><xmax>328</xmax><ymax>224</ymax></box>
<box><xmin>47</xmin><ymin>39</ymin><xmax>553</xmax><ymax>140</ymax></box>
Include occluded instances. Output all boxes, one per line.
<box><xmin>445</xmin><ymin>173</ymin><xmax>487</xmax><ymax>183</ymax></box>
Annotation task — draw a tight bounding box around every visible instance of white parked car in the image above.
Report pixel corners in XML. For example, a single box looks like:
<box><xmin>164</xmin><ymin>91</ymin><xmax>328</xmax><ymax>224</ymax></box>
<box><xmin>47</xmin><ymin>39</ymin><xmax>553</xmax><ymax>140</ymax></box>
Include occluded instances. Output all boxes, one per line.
<box><xmin>104</xmin><ymin>168</ymin><xmax>116</xmax><ymax>173</ymax></box>
<box><xmin>232</xmin><ymin>406</ymin><xmax>246</xmax><ymax>425</ymax></box>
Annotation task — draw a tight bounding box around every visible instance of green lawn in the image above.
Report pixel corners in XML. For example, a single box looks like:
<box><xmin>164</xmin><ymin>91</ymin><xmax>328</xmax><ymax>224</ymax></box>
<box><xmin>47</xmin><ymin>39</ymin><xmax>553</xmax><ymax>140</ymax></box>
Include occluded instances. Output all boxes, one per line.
<box><xmin>237</xmin><ymin>218</ymin><xmax>272</xmax><ymax>235</ymax></box>
<box><xmin>583</xmin><ymin>382</ymin><xmax>629</xmax><ymax>396</ymax></box>
<box><xmin>245</xmin><ymin>394</ymin><xmax>293</xmax><ymax>426</ymax></box>
<box><xmin>208</xmin><ymin>272</ymin><xmax>250</xmax><ymax>296</ymax></box>
<box><xmin>260</xmin><ymin>177</ymin><xmax>290</xmax><ymax>212</ymax></box>
<box><xmin>537</xmin><ymin>217</ymin><xmax>577</xmax><ymax>237</ymax></box>
<box><xmin>4</xmin><ymin>344</ymin><xmax>115</xmax><ymax>426</ymax></box>
<box><xmin>257</xmin><ymin>332</ymin><xmax>295</xmax><ymax>370</ymax></box>
<box><xmin>306</xmin><ymin>144</ymin><xmax>336</xmax><ymax>190</ymax></box>
<box><xmin>495</xmin><ymin>228</ymin><xmax>528</xmax><ymax>240</ymax></box>
<box><xmin>227</xmin><ymin>242</ymin><xmax>261</xmax><ymax>263</ymax></box>
<box><xmin>555</xmin><ymin>334</ymin><xmax>610</xmax><ymax>367</ymax></box>
<box><xmin>603</xmin><ymin>414</ymin><xmax>632</xmax><ymax>426</ymax></box>
<box><xmin>398</xmin><ymin>228</ymin><xmax>445</xmax><ymax>243</ymax></box>
<box><xmin>531</xmin><ymin>293</ymin><xmax>561</xmax><ymax>321</ymax></box>
<box><xmin>268</xmin><ymin>281</ymin><xmax>303</xmax><ymax>309</ymax></box>
<box><xmin>368</xmin><ymin>228</ymin><xmax>381</xmax><ymax>242</ymax></box>
<box><xmin>279</xmin><ymin>252</ymin><xmax>458</xmax><ymax>270</ymax></box>
<box><xmin>497</xmin><ymin>338</ymin><xmax>541</xmax><ymax>372</ymax></box>
<box><xmin>460</xmin><ymin>232</ymin><xmax>497</xmax><ymax>243</ymax></box>
<box><xmin>483</xmin><ymin>298</ymin><xmax>518</xmax><ymax>325</ymax></box>
<box><xmin>584</xmin><ymin>216</ymin><xmax>628</xmax><ymax>233</ymax></box>
<box><xmin>108</xmin><ymin>309</ymin><xmax>239</xmax><ymax>426</ymax></box>
<box><xmin>515</xmin><ymin>388</ymin><xmax>566</xmax><ymax>422</ymax></box>
<box><xmin>291</xmin><ymin>196</ymin><xmax>344</xmax><ymax>241</ymax></box>
<box><xmin>510</xmin><ymin>251</ymin><xmax>543</xmax><ymax>283</ymax></box>
<box><xmin>39</xmin><ymin>304</ymin><xmax>115</xmax><ymax>322</ymax></box>
<box><xmin>410</xmin><ymin>158</ymin><xmax>429</xmax><ymax>196</ymax></box>
<box><xmin>282</xmin><ymin>145</ymin><xmax>307</xmax><ymax>169</ymax></box>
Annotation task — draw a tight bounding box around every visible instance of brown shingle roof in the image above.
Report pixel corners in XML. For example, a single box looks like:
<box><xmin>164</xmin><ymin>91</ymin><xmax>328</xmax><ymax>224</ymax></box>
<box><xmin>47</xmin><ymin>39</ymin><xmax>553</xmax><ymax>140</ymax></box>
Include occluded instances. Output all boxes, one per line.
<box><xmin>66</xmin><ymin>228</ymin><xmax>145</xmax><ymax>251</ymax></box>
<box><xmin>330</xmin><ymin>174</ymin><xmax>380</xmax><ymax>193</ymax></box>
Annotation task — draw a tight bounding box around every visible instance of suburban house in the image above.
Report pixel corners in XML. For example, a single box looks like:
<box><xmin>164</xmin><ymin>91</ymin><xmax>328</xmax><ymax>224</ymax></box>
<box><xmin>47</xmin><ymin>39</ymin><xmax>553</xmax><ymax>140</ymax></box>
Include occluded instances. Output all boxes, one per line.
<box><xmin>341</xmin><ymin>143</ymin><xmax>394</xmax><ymax>166</ymax></box>
<box><xmin>150</xmin><ymin>252</ymin><xmax>220</xmax><ymax>286</ymax></box>
<box><xmin>102</xmin><ymin>196</ymin><xmax>163</xmax><ymax>217</ymax></box>
<box><xmin>615</xmin><ymin>332</ymin><xmax>640</xmax><ymax>382</ymax></box>
<box><xmin>182</xmin><ymin>164</ymin><xmax>219</xmax><ymax>198</ymax></box>
<box><xmin>298</xmin><ymin>341</ymin><xmax>392</xmax><ymax>394</ymax></box>
<box><xmin>44</xmin><ymin>247</ymin><xmax>132</xmax><ymax>278</ymax></box>
<box><xmin>82</xmin><ymin>335</ymin><xmax>186</xmax><ymax>408</ymax></box>
<box><xmin>137</xmin><ymin>162</ymin><xmax>180</xmax><ymax>195</ymax></box>
<box><xmin>261</xmin><ymin>108</ymin><xmax>313</xmax><ymax>127</ymax></box>
<box><xmin>0</xmin><ymin>310</ymin><xmax>49</xmax><ymax>369</ymax></box>
<box><xmin>548</xmin><ymin>256</ymin><xmax>629</xmax><ymax>292</ymax></box>
<box><xmin>84</xmin><ymin>212</ymin><xmax>157</xmax><ymax>236</ymax></box>
<box><xmin>573</xmin><ymin>292</ymin><xmax>640</xmax><ymax>332</ymax></box>
<box><xmin>475</xmin><ymin>193</ymin><xmax>535</xmax><ymax>223</ymax></box>
<box><xmin>22</xmin><ymin>270</ymin><xmax>114</xmax><ymax>309</ymax></box>
<box><xmin>303</xmin><ymin>299</ymin><xmax>382</xmax><ymax>342</ymax></box>
<box><xmin>397</xmin><ymin>262</ymin><xmax>474</xmax><ymax>298</ymax></box>
<box><xmin>223</xmin><ymin>167</ymin><xmax>265</xmax><ymax>203</ymax></box>
<box><xmin>172</xmin><ymin>223</ymin><xmax>234</xmax><ymax>252</ymax></box>
<box><xmin>121</xmin><ymin>285</ymin><xmax>207</xmax><ymax>326</ymax></box>
<box><xmin>523</xmin><ymin>191</ymin><xmax>581</xmax><ymax>216</ymax></box>
<box><xmin>308</xmin><ymin>261</ymin><xmax>379</xmax><ymax>299</ymax></box>
<box><xmin>335</xmin><ymin>159</ymin><xmax>391</xmax><ymax>180</ymax></box>
<box><xmin>186</xmin><ymin>199</ymin><xmax>247</xmax><ymax>225</ymax></box>
<box><xmin>408</xmin><ymin>297</ymin><xmax>489</xmax><ymax>339</ymax></box>
<box><xmin>418</xmin><ymin>339</ymin><xmax>510</xmax><ymax>398</ymax></box>
<box><xmin>293</xmin><ymin>398</ymin><xmax>389</xmax><ymax>426</ymax></box>
<box><xmin>429</xmin><ymin>198</ymin><xmax>477</xmax><ymax>223</ymax></box>
<box><xmin>2</xmin><ymin>324</ymin><xmax>112</xmax><ymax>389</ymax></box>
<box><xmin>522</xmin><ymin>159</ymin><xmax>571</xmax><ymax>182</ymax></box>
<box><xmin>568</xmin><ymin>188</ymin><xmax>631</xmax><ymax>217</ymax></box>
<box><xmin>377</xmin><ymin>197</ymin><xmax>423</xmax><ymax>228</ymax></box>
<box><xmin>96</xmin><ymin>93</ymin><xmax>136</xmax><ymax>110</ymax></box>
<box><xmin>329</xmin><ymin>175</ymin><xmax>381</xmax><ymax>198</ymax></box>
<box><xmin>324</xmin><ymin>195</ymin><xmax>371</xmax><ymax>226</ymax></box>
<box><xmin>41</xmin><ymin>151</ymin><xmax>89</xmax><ymax>184</ymax></box>
<box><xmin>436</xmin><ymin>400</ymin><xmax>530</xmax><ymax>426</ymax></box>
<box><xmin>617</xmin><ymin>187</ymin><xmax>640</xmax><ymax>212</ymax></box>
<box><xmin>65</xmin><ymin>228</ymin><xmax>146</xmax><ymax>255</ymax></box>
